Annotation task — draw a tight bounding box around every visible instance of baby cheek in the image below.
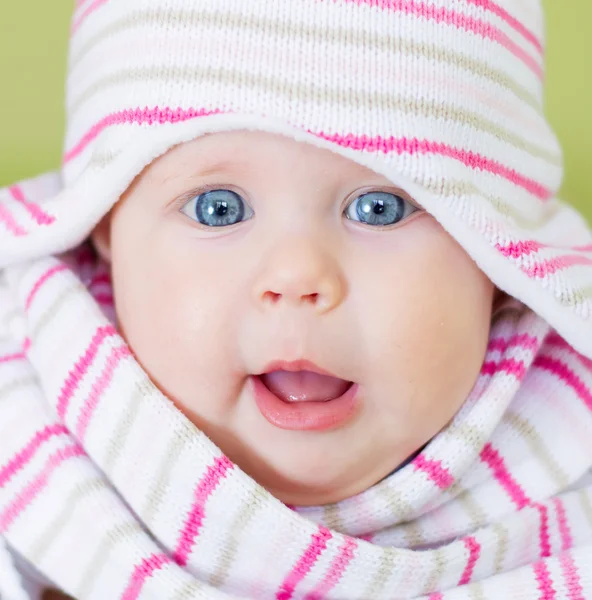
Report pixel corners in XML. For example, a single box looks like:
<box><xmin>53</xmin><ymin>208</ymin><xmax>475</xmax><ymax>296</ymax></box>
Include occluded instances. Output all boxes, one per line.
<box><xmin>112</xmin><ymin>242</ymin><xmax>244</xmax><ymax>415</ymax></box>
<box><xmin>356</xmin><ymin>225</ymin><xmax>492</xmax><ymax>422</ymax></box>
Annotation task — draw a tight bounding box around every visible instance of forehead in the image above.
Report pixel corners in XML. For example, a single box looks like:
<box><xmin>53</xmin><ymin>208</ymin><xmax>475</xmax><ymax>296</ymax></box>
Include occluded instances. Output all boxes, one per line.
<box><xmin>146</xmin><ymin>130</ymin><xmax>386</xmax><ymax>185</ymax></box>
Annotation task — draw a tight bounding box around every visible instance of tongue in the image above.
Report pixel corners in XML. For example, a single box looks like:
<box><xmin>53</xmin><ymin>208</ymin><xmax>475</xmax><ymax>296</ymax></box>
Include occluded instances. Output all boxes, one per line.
<box><xmin>261</xmin><ymin>371</ymin><xmax>351</xmax><ymax>402</ymax></box>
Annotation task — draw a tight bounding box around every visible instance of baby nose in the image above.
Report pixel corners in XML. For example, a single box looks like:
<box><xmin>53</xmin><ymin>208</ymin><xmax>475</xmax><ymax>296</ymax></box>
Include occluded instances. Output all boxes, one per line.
<box><xmin>253</xmin><ymin>237</ymin><xmax>346</xmax><ymax>313</ymax></box>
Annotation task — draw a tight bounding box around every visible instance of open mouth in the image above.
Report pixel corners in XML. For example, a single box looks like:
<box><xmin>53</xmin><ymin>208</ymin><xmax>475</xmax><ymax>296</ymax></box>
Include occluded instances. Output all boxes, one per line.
<box><xmin>260</xmin><ymin>370</ymin><xmax>353</xmax><ymax>403</ymax></box>
<box><xmin>251</xmin><ymin>362</ymin><xmax>359</xmax><ymax>431</ymax></box>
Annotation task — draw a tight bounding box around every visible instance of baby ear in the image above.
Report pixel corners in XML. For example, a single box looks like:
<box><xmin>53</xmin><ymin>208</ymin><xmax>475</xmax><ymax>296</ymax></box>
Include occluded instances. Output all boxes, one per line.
<box><xmin>492</xmin><ymin>287</ymin><xmax>508</xmax><ymax>314</ymax></box>
<box><xmin>90</xmin><ymin>212</ymin><xmax>112</xmax><ymax>263</ymax></box>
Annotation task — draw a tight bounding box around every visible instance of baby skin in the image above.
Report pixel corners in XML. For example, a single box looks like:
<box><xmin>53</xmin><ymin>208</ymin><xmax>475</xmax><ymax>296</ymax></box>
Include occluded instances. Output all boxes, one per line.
<box><xmin>91</xmin><ymin>130</ymin><xmax>496</xmax><ymax>507</ymax></box>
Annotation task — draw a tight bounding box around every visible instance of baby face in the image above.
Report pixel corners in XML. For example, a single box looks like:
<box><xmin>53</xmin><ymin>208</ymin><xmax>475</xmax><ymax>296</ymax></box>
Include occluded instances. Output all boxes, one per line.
<box><xmin>92</xmin><ymin>131</ymin><xmax>495</xmax><ymax>505</ymax></box>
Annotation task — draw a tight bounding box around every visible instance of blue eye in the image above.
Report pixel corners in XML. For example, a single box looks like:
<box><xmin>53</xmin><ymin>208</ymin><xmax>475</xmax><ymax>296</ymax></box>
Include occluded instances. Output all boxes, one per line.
<box><xmin>180</xmin><ymin>189</ymin><xmax>254</xmax><ymax>227</ymax></box>
<box><xmin>345</xmin><ymin>191</ymin><xmax>417</xmax><ymax>226</ymax></box>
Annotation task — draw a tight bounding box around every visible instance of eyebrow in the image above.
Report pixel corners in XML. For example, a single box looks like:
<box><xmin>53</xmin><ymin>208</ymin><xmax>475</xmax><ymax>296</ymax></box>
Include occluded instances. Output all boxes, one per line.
<box><xmin>156</xmin><ymin>158</ymin><xmax>253</xmax><ymax>187</ymax></box>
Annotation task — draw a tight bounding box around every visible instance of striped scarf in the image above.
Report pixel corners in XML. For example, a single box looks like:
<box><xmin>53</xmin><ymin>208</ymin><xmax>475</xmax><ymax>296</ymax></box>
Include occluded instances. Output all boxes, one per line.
<box><xmin>1</xmin><ymin>0</ymin><xmax>592</xmax><ymax>598</ymax></box>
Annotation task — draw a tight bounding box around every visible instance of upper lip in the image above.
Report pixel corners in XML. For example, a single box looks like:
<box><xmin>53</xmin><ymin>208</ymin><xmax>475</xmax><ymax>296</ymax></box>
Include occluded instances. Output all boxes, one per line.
<box><xmin>259</xmin><ymin>359</ymin><xmax>339</xmax><ymax>378</ymax></box>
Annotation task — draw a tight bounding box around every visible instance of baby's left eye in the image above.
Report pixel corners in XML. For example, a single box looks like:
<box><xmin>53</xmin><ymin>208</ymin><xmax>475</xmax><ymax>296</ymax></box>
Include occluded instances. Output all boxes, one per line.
<box><xmin>344</xmin><ymin>191</ymin><xmax>418</xmax><ymax>227</ymax></box>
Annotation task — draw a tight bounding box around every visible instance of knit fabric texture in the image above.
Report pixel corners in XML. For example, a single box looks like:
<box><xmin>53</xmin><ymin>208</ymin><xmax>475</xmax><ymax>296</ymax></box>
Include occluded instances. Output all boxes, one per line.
<box><xmin>1</xmin><ymin>0</ymin><xmax>592</xmax><ymax>598</ymax></box>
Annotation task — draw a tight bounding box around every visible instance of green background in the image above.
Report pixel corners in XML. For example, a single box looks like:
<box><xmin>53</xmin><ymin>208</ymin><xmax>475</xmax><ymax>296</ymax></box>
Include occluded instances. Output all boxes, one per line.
<box><xmin>0</xmin><ymin>2</ymin><xmax>590</xmax><ymax>222</ymax></box>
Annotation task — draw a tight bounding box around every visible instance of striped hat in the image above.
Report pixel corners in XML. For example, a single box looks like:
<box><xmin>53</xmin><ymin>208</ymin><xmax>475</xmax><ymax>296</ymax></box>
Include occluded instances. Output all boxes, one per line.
<box><xmin>2</xmin><ymin>0</ymin><xmax>592</xmax><ymax>357</ymax></box>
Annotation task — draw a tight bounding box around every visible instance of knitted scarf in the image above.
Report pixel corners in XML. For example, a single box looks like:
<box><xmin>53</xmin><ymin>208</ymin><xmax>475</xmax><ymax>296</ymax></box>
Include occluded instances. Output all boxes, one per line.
<box><xmin>2</xmin><ymin>0</ymin><xmax>592</xmax><ymax>598</ymax></box>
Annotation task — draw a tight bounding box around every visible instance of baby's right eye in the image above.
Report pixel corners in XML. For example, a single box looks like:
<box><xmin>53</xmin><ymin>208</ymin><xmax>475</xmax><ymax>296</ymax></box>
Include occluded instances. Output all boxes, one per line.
<box><xmin>180</xmin><ymin>189</ymin><xmax>254</xmax><ymax>227</ymax></box>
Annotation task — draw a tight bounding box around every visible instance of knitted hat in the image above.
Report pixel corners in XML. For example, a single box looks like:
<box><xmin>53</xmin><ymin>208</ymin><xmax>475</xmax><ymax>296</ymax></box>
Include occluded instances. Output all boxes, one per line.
<box><xmin>1</xmin><ymin>0</ymin><xmax>592</xmax><ymax>357</ymax></box>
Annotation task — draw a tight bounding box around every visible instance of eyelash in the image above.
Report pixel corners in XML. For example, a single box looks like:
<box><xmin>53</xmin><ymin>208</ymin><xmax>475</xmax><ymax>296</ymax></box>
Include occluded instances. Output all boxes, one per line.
<box><xmin>174</xmin><ymin>184</ymin><xmax>241</xmax><ymax>209</ymax></box>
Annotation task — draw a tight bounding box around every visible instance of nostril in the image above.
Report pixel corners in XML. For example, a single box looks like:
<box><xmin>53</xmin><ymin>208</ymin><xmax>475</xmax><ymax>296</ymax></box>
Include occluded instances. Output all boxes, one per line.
<box><xmin>303</xmin><ymin>293</ymin><xmax>319</xmax><ymax>304</ymax></box>
<box><xmin>262</xmin><ymin>291</ymin><xmax>282</xmax><ymax>303</ymax></box>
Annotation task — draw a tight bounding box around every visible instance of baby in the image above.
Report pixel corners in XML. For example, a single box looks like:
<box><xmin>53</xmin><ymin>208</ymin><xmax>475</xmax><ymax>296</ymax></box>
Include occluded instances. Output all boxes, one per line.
<box><xmin>92</xmin><ymin>129</ymin><xmax>496</xmax><ymax>507</ymax></box>
<box><xmin>1</xmin><ymin>0</ymin><xmax>592</xmax><ymax>599</ymax></box>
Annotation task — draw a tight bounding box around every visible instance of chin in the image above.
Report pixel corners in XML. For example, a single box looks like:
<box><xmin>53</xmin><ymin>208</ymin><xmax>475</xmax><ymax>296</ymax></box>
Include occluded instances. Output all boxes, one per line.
<box><xmin>269</xmin><ymin>483</ymin><xmax>346</xmax><ymax>506</ymax></box>
<box><xmin>269</xmin><ymin>478</ymin><xmax>373</xmax><ymax>506</ymax></box>
<box><xmin>255</xmin><ymin>456</ymin><xmax>381</xmax><ymax>506</ymax></box>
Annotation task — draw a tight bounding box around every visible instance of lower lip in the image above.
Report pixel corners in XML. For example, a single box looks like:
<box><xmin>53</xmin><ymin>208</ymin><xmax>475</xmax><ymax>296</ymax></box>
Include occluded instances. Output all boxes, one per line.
<box><xmin>251</xmin><ymin>375</ymin><xmax>359</xmax><ymax>431</ymax></box>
